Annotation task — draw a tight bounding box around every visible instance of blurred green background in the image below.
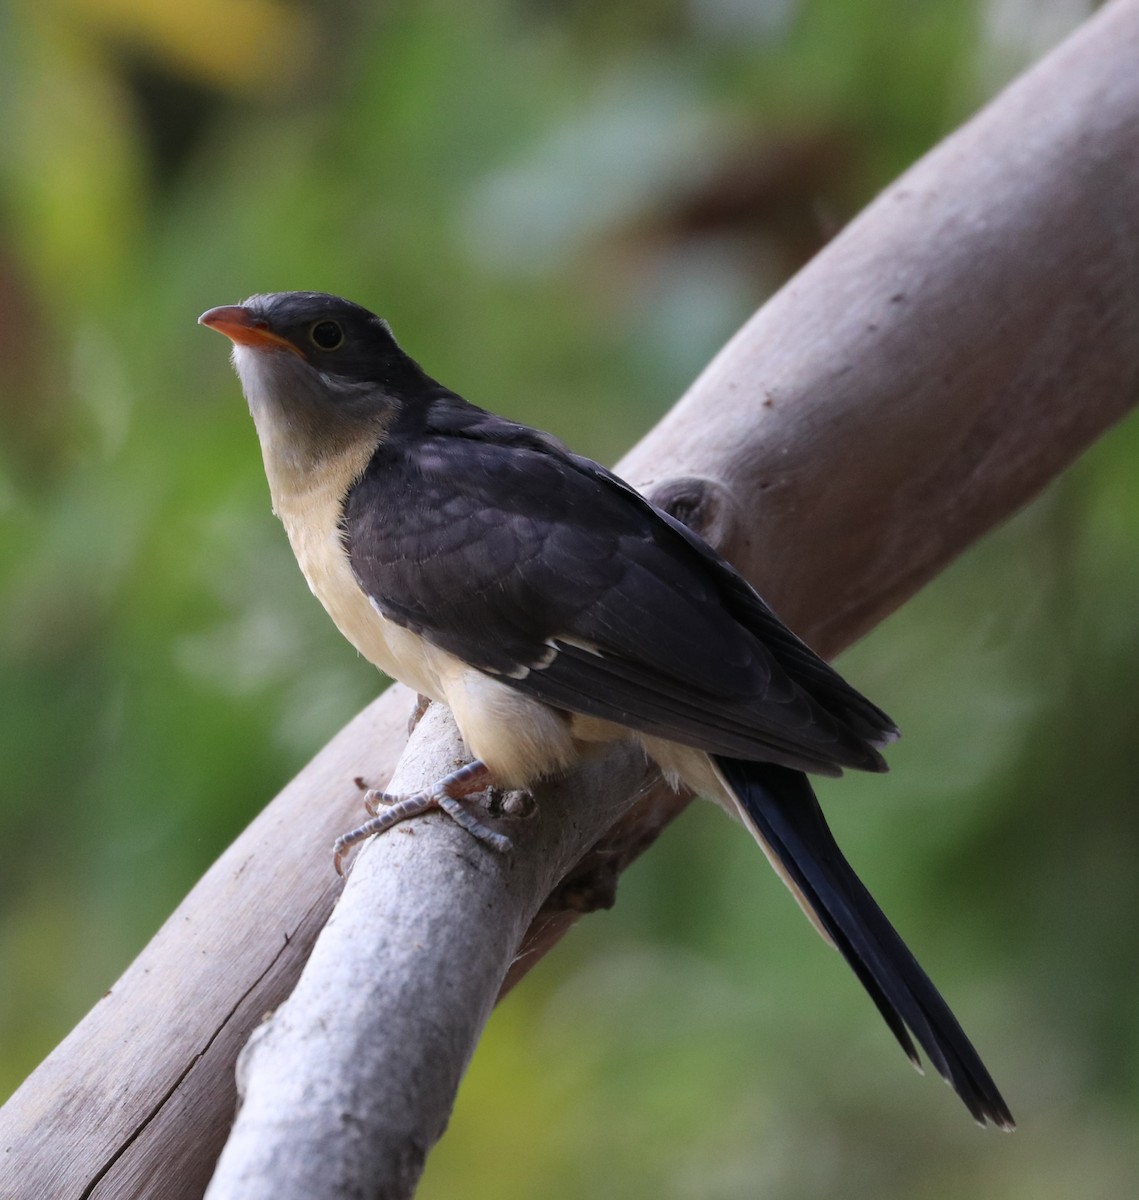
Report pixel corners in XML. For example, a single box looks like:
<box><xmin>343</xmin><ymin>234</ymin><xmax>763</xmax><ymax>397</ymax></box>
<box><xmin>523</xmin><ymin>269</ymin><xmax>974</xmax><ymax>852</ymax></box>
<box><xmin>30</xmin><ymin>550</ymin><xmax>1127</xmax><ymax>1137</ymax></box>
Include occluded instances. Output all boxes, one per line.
<box><xmin>2</xmin><ymin>0</ymin><xmax>1137</xmax><ymax>1195</ymax></box>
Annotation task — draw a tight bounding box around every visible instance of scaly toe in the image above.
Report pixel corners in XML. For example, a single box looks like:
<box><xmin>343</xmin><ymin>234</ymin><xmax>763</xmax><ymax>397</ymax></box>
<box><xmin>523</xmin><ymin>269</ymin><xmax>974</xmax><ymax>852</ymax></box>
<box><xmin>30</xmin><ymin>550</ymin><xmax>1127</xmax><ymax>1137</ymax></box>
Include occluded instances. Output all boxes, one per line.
<box><xmin>363</xmin><ymin>788</ymin><xmax>402</xmax><ymax>817</ymax></box>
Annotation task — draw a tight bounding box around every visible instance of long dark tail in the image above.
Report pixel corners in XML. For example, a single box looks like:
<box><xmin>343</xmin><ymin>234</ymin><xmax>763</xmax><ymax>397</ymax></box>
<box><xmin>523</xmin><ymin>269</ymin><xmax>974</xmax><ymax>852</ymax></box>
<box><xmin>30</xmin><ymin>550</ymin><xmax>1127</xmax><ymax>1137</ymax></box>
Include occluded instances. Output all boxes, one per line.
<box><xmin>715</xmin><ymin>756</ymin><xmax>1014</xmax><ymax>1130</ymax></box>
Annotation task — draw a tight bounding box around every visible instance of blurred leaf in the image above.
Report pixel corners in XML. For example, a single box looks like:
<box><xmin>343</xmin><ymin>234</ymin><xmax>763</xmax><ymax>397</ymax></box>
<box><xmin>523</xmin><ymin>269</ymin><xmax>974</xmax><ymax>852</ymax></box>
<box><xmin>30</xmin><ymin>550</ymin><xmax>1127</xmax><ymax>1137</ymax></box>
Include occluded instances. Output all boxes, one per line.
<box><xmin>50</xmin><ymin>0</ymin><xmax>311</xmax><ymax>91</ymax></box>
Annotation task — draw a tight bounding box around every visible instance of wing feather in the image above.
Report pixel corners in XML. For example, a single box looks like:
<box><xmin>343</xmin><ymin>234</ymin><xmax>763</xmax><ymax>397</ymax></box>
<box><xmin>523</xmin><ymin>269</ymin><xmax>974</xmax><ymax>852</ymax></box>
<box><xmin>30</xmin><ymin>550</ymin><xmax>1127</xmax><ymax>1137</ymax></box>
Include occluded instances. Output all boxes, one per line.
<box><xmin>342</xmin><ymin>396</ymin><xmax>895</xmax><ymax>772</ymax></box>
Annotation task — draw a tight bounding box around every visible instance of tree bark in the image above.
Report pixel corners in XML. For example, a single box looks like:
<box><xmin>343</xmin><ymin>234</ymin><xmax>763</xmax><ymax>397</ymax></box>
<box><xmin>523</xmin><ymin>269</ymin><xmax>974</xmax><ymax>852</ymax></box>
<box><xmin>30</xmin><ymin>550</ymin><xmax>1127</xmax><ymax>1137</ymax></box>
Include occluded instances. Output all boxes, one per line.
<box><xmin>3</xmin><ymin>1</ymin><xmax>1139</xmax><ymax>1196</ymax></box>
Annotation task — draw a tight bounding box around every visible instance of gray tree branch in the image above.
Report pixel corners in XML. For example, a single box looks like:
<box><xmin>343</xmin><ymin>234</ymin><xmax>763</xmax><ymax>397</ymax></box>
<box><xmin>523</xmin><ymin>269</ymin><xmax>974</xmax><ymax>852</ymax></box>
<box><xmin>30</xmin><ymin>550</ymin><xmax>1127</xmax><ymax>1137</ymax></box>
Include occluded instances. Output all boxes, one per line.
<box><xmin>2</xmin><ymin>1</ymin><xmax>1138</xmax><ymax>1196</ymax></box>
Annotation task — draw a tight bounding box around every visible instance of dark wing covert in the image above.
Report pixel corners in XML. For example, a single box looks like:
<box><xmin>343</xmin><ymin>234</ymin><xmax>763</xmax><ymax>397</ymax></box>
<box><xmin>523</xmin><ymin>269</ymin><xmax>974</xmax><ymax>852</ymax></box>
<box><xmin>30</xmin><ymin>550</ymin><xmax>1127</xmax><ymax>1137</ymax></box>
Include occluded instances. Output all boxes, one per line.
<box><xmin>342</xmin><ymin>398</ymin><xmax>895</xmax><ymax>774</ymax></box>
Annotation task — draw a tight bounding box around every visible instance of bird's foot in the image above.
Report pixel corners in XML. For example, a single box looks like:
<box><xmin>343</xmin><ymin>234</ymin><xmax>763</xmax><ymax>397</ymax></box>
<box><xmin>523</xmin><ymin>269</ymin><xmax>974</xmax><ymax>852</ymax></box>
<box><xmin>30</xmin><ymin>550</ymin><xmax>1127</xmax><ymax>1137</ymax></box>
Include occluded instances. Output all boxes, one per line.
<box><xmin>334</xmin><ymin>760</ymin><xmax>512</xmax><ymax>874</ymax></box>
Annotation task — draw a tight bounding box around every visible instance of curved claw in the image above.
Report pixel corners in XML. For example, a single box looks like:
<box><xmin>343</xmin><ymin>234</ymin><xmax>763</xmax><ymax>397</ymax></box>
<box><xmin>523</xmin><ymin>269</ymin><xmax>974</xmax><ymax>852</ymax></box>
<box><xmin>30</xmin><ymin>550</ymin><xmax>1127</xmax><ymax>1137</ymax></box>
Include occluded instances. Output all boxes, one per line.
<box><xmin>363</xmin><ymin>788</ymin><xmax>389</xmax><ymax>817</ymax></box>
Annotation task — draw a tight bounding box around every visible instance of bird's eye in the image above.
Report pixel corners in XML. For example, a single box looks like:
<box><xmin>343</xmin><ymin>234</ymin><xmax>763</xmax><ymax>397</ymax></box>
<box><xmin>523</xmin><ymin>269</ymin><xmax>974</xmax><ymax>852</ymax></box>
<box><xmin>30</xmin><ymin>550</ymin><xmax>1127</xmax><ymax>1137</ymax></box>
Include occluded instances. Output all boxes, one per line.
<box><xmin>310</xmin><ymin>320</ymin><xmax>344</xmax><ymax>351</ymax></box>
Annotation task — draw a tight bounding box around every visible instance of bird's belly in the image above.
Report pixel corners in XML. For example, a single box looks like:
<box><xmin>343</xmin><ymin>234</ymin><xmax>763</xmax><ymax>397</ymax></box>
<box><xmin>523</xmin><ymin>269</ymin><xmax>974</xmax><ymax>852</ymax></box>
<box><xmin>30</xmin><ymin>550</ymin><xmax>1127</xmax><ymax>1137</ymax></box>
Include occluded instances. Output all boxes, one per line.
<box><xmin>277</xmin><ymin>487</ymin><xmax>449</xmax><ymax>700</ymax></box>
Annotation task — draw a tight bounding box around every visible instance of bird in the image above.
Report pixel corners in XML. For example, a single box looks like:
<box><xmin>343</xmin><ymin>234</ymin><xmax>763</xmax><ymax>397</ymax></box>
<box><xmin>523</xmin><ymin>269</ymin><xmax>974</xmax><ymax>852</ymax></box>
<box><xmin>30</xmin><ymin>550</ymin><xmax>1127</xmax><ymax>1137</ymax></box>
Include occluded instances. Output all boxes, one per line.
<box><xmin>199</xmin><ymin>290</ymin><xmax>1013</xmax><ymax>1130</ymax></box>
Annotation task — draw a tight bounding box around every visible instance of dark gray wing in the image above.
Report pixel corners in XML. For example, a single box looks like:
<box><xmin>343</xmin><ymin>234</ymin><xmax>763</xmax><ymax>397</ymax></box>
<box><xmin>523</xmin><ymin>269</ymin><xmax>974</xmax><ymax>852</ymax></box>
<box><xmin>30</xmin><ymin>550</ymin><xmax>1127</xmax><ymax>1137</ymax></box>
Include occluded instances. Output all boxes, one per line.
<box><xmin>342</xmin><ymin>397</ymin><xmax>895</xmax><ymax>775</ymax></box>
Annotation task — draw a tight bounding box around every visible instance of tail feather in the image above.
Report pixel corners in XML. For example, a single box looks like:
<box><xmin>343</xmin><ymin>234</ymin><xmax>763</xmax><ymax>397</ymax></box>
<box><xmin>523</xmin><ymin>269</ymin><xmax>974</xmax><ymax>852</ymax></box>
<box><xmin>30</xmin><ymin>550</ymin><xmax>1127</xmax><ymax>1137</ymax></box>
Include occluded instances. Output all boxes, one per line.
<box><xmin>715</xmin><ymin>756</ymin><xmax>1014</xmax><ymax>1130</ymax></box>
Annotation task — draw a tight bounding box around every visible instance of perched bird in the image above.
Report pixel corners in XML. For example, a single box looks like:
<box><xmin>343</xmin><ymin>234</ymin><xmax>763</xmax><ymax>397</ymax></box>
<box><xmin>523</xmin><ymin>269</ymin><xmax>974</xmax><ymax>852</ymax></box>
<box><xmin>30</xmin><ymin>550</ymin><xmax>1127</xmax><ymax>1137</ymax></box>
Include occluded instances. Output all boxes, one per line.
<box><xmin>200</xmin><ymin>291</ymin><xmax>1013</xmax><ymax>1129</ymax></box>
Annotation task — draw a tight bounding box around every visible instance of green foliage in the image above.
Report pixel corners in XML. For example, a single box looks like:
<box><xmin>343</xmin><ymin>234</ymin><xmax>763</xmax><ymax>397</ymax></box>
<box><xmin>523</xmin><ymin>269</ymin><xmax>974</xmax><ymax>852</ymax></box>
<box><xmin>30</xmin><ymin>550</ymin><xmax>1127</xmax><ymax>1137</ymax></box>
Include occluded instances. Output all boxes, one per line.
<box><xmin>2</xmin><ymin>0</ymin><xmax>1137</xmax><ymax>1194</ymax></box>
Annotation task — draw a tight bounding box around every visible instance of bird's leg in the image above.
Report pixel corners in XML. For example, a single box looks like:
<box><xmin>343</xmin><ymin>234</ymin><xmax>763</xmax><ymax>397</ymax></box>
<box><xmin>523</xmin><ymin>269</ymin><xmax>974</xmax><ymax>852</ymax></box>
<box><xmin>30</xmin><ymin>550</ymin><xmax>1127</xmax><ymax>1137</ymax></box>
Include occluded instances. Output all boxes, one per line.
<box><xmin>367</xmin><ymin>762</ymin><xmax>535</xmax><ymax>822</ymax></box>
<box><xmin>361</xmin><ymin>760</ymin><xmax>490</xmax><ymax>816</ymax></box>
<box><xmin>334</xmin><ymin>760</ymin><xmax>510</xmax><ymax>875</ymax></box>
